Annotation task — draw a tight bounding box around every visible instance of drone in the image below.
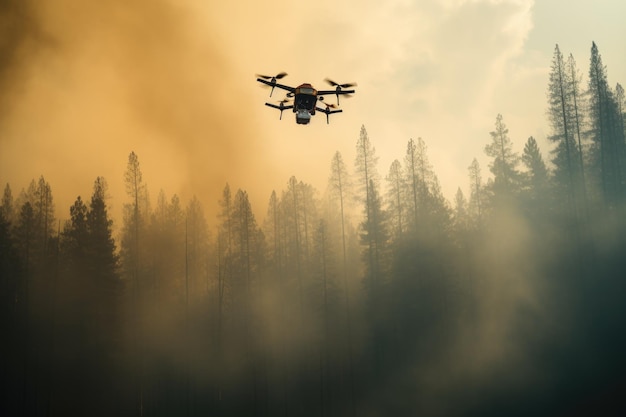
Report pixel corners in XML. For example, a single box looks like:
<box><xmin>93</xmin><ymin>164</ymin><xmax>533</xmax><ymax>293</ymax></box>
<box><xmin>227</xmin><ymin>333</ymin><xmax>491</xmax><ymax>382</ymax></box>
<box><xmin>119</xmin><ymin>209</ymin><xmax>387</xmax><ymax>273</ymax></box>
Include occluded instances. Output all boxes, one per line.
<box><xmin>256</xmin><ymin>72</ymin><xmax>356</xmax><ymax>125</ymax></box>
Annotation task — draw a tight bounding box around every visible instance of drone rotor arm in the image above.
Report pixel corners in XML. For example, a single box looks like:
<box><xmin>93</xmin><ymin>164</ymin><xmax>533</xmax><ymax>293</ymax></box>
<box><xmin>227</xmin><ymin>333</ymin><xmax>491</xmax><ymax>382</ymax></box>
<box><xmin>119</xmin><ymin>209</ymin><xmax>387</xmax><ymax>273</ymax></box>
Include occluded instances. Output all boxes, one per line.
<box><xmin>265</xmin><ymin>102</ymin><xmax>294</xmax><ymax>110</ymax></box>
<box><xmin>256</xmin><ymin>78</ymin><xmax>296</xmax><ymax>92</ymax></box>
<box><xmin>317</xmin><ymin>89</ymin><xmax>355</xmax><ymax>96</ymax></box>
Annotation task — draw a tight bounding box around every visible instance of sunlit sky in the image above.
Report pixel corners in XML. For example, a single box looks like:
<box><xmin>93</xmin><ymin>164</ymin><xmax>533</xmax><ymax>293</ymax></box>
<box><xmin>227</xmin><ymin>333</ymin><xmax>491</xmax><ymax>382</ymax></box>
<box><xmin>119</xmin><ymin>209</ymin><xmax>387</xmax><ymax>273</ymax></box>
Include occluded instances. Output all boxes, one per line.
<box><xmin>1</xmin><ymin>0</ymin><xmax>625</xmax><ymax>225</ymax></box>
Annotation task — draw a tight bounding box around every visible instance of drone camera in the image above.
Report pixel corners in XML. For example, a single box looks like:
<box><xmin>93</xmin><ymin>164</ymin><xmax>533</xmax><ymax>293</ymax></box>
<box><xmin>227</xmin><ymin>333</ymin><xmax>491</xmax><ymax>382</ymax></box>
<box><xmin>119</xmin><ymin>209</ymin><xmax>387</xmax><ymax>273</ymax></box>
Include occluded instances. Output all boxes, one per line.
<box><xmin>296</xmin><ymin>110</ymin><xmax>311</xmax><ymax>125</ymax></box>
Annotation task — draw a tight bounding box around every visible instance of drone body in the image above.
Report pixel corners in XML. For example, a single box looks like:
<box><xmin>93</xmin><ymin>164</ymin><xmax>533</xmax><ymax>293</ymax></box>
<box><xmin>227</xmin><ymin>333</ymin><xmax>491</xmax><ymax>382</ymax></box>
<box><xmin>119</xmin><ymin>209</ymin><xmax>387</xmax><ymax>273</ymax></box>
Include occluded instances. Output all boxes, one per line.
<box><xmin>256</xmin><ymin>73</ymin><xmax>356</xmax><ymax>124</ymax></box>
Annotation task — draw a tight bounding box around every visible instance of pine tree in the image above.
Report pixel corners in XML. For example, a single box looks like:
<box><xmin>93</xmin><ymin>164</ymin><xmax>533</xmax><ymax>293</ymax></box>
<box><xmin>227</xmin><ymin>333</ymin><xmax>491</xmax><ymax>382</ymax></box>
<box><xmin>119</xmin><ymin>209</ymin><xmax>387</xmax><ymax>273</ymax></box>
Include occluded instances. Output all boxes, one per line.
<box><xmin>327</xmin><ymin>151</ymin><xmax>352</xmax><ymax>284</ymax></box>
<box><xmin>122</xmin><ymin>151</ymin><xmax>147</xmax><ymax>290</ymax></box>
<box><xmin>264</xmin><ymin>190</ymin><xmax>282</xmax><ymax>278</ymax></box>
<box><xmin>1</xmin><ymin>183</ymin><xmax>14</xmax><ymax>225</ymax></box>
<box><xmin>326</xmin><ymin>151</ymin><xmax>356</xmax><ymax>415</ymax></box>
<box><xmin>567</xmin><ymin>53</ymin><xmax>589</xmax><ymax>211</ymax></box>
<box><xmin>121</xmin><ymin>151</ymin><xmax>147</xmax><ymax>415</ymax></box>
<box><xmin>386</xmin><ymin>159</ymin><xmax>405</xmax><ymax>241</ymax></box>
<box><xmin>548</xmin><ymin>45</ymin><xmax>581</xmax><ymax>212</ymax></box>
<box><xmin>33</xmin><ymin>176</ymin><xmax>55</xmax><ymax>257</ymax></box>
<box><xmin>359</xmin><ymin>178</ymin><xmax>388</xmax><ymax>377</ymax></box>
<box><xmin>453</xmin><ymin>188</ymin><xmax>469</xmax><ymax>233</ymax></box>
<box><xmin>185</xmin><ymin>196</ymin><xmax>210</xmax><ymax>298</ymax></box>
<box><xmin>484</xmin><ymin>114</ymin><xmax>521</xmax><ymax>201</ymax></box>
<box><xmin>85</xmin><ymin>178</ymin><xmax>120</xmax><ymax>362</ymax></box>
<box><xmin>521</xmin><ymin>137</ymin><xmax>550</xmax><ymax>200</ymax></box>
<box><xmin>354</xmin><ymin>126</ymin><xmax>381</xmax><ymax>285</ymax></box>
<box><xmin>310</xmin><ymin>219</ymin><xmax>338</xmax><ymax>417</ymax></box>
<box><xmin>63</xmin><ymin>196</ymin><xmax>89</xmax><ymax>272</ymax></box>
<box><xmin>468</xmin><ymin>158</ymin><xmax>485</xmax><ymax>227</ymax></box>
<box><xmin>360</xmin><ymin>179</ymin><xmax>388</xmax><ymax>287</ymax></box>
<box><xmin>214</xmin><ymin>183</ymin><xmax>235</xmax><ymax>408</ymax></box>
<box><xmin>587</xmin><ymin>41</ymin><xmax>625</xmax><ymax>206</ymax></box>
<box><xmin>355</xmin><ymin>125</ymin><xmax>380</xmax><ymax>223</ymax></box>
<box><xmin>404</xmin><ymin>138</ymin><xmax>450</xmax><ymax>240</ymax></box>
<box><xmin>232</xmin><ymin>189</ymin><xmax>265</xmax><ymax>413</ymax></box>
<box><xmin>404</xmin><ymin>138</ymin><xmax>420</xmax><ymax>230</ymax></box>
<box><xmin>617</xmin><ymin>83</ymin><xmax>625</xmax><ymax>137</ymax></box>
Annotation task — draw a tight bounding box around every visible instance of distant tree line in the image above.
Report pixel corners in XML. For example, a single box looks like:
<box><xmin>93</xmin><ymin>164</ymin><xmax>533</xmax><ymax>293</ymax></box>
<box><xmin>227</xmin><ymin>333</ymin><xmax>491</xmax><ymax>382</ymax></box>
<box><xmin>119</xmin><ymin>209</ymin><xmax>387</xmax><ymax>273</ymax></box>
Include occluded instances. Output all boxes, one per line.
<box><xmin>1</xmin><ymin>41</ymin><xmax>626</xmax><ymax>417</ymax></box>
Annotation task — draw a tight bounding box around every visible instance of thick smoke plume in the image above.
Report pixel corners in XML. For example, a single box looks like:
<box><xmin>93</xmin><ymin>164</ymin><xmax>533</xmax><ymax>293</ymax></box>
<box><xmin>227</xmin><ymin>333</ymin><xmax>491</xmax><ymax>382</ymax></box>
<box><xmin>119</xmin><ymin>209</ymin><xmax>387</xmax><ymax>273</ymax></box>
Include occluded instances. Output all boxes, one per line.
<box><xmin>1</xmin><ymin>0</ymin><xmax>270</xmax><ymax>222</ymax></box>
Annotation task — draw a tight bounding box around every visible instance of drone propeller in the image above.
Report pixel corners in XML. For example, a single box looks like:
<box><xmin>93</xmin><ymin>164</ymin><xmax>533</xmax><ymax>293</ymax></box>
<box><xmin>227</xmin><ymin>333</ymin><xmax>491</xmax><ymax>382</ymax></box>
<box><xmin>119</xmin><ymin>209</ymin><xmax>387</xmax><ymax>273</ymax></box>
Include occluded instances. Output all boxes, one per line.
<box><xmin>324</xmin><ymin>78</ymin><xmax>357</xmax><ymax>104</ymax></box>
<box><xmin>320</xmin><ymin>102</ymin><xmax>340</xmax><ymax>124</ymax></box>
<box><xmin>256</xmin><ymin>71</ymin><xmax>288</xmax><ymax>81</ymax></box>
<box><xmin>324</xmin><ymin>78</ymin><xmax>357</xmax><ymax>89</ymax></box>
<box><xmin>256</xmin><ymin>72</ymin><xmax>288</xmax><ymax>97</ymax></box>
<box><xmin>275</xmin><ymin>97</ymin><xmax>292</xmax><ymax>120</ymax></box>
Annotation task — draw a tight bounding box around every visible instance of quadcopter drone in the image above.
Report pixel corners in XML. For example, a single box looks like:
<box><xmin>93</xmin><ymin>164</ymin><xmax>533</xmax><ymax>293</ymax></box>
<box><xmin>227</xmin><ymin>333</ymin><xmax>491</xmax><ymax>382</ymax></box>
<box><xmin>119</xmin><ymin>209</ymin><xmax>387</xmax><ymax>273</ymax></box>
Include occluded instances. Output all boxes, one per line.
<box><xmin>256</xmin><ymin>72</ymin><xmax>356</xmax><ymax>125</ymax></box>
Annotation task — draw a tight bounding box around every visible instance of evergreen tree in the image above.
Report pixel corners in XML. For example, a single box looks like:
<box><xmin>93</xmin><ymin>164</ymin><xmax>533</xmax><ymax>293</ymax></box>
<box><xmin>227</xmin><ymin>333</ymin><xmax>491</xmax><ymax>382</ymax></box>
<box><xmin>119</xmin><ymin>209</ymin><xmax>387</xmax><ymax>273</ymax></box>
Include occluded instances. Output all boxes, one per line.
<box><xmin>385</xmin><ymin>159</ymin><xmax>406</xmax><ymax>241</ymax></box>
<box><xmin>359</xmin><ymin>179</ymin><xmax>388</xmax><ymax>289</ymax></box>
<box><xmin>548</xmin><ymin>45</ymin><xmax>582</xmax><ymax>212</ymax></box>
<box><xmin>62</xmin><ymin>196</ymin><xmax>89</xmax><ymax>272</ymax></box>
<box><xmin>85</xmin><ymin>178</ymin><xmax>121</xmax><ymax>373</ymax></box>
<box><xmin>453</xmin><ymin>187</ymin><xmax>469</xmax><ymax>235</ymax></box>
<box><xmin>121</xmin><ymin>152</ymin><xmax>148</xmax><ymax>283</ymax></box>
<box><xmin>468</xmin><ymin>158</ymin><xmax>485</xmax><ymax>227</ymax></box>
<box><xmin>1</xmin><ymin>183</ymin><xmax>14</xmax><ymax>225</ymax></box>
<box><xmin>404</xmin><ymin>138</ymin><xmax>420</xmax><ymax>230</ymax></box>
<box><xmin>87</xmin><ymin>177</ymin><xmax>118</xmax><ymax>282</ymax></box>
<box><xmin>354</xmin><ymin>126</ymin><xmax>381</xmax><ymax>286</ymax></box>
<box><xmin>326</xmin><ymin>151</ymin><xmax>356</xmax><ymax>415</ymax></box>
<box><xmin>264</xmin><ymin>190</ymin><xmax>282</xmax><ymax>278</ymax></box>
<box><xmin>354</xmin><ymin>125</ymin><xmax>380</xmax><ymax>222</ymax></box>
<box><xmin>587</xmin><ymin>41</ymin><xmax>625</xmax><ymax>206</ymax></box>
<box><xmin>484</xmin><ymin>114</ymin><xmax>521</xmax><ymax>200</ymax></box>
<box><xmin>185</xmin><ymin>195</ymin><xmax>210</xmax><ymax>298</ymax></box>
<box><xmin>567</xmin><ymin>53</ymin><xmax>590</xmax><ymax>211</ymax></box>
<box><xmin>310</xmin><ymin>219</ymin><xmax>338</xmax><ymax>416</ymax></box>
<box><xmin>121</xmin><ymin>151</ymin><xmax>148</xmax><ymax>415</ymax></box>
<box><xmin>617</xmin><ymin>83</ymin><xmax>625</xmax><ymax>137</ymax></box>
<box><xmin>327</xmin><ymin>151</ymin><xmax>352</xmax><ymax>285</ymax></box>
<box><xmin>521</xmin><ymin>136</ymin><xmax>550</xmax><ymax>203</ymax></box>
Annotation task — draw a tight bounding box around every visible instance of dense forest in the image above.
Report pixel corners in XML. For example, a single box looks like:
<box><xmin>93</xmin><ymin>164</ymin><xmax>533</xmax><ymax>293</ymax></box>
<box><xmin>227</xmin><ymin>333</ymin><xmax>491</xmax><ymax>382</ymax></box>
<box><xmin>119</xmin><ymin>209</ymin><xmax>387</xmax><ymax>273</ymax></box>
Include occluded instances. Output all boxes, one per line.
<box><xmin>2</xmin><ymin>42</ymin><xmax>626</xmax><ymax>417</ymax></box>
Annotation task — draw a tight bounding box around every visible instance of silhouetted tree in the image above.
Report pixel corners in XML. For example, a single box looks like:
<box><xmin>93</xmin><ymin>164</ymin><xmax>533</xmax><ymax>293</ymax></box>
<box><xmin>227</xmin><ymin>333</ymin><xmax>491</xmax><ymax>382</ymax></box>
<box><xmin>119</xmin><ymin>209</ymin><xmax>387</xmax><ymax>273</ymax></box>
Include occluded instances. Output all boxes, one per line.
<box><xmin>359</xmin><ymin>178</ymin><xmax>388</xmax><ymax>376</ymax></box>
<box><xmin>548</xmin><ymin>44</ymin><xmax>580</xmax><ymax>212</ymax></box>
<box><xmin>231</xmin><ymin>188</ymin><xmax>266</xmax><ymax>414</ymax></box>
<box><xmin>617</xmin><ymin>83</ymin><xmax>625</xmax><ymax>137</ymax></box>
<box><xmin>567</xmin><ymin>53</ymin><xmax>590</xmax><ymax>214</ymax></box>
<box><xmin>468</xmin><ymin>158</ymin><xmax>485</xmax><ymax>227</ymax></box>
<box><xmin>587</xmin><ymin>41</ymin><xmax>625</xmax><ymax>207</ymax></box>
<box><xmin>453</xmin><ymin>187</ymin><xmax>469</xmax><ymax>235</ymax></box>
<box><xmin>185</xmin><ymin>195</ymin><xmax>210</xmax><ymax>298</ymax></box>
<box><xmin>485</xmin><ymin>114</ymin><xmax>521</xmax><ymax>202</ymax></box>
<box><xmin>354</xmin><ymin>126</ymin><xmax>382</xmax><ymax>285</ymax></box>
<box><xmin>86</xmin><ymin>177</ymin><xmax>120</xmax><ymax>333</ymax></box>
<box><xmin>521</xmin><ymin>136</ymin><xmax>550</xmax><ymax>207</ymax></box>
<box><xmin>264</xmin><ymin>190</ymin><xmax>282</xmax><ymax>279</ymax></box>
<box><xmin>121</xmin><ymin>151</ymin><xmax>148</xmax><ymax>415</ymax></box>
<box><xmin>1</xmin><ymin>183</ymin><xmax>14</xmax><ymax>224</ymax></box>
<box><xmin>326</xmin><ymin>151</ymin><xmax>357</xmax><ymax>416</ymax></box>
<box><xmin>386</xmin><ymin>159</ymin><xmax>406</xmax><ymax>241</ymax></box>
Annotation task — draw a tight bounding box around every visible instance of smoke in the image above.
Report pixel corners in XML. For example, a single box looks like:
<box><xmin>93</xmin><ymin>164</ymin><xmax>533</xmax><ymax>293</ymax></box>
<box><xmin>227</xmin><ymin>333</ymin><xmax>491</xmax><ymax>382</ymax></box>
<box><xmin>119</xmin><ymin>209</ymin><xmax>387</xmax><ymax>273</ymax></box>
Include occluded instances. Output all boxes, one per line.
<box><xmin>0</xmin><ymin>0</ymin><xmax>271</xmax><ymax>223</ymax></box>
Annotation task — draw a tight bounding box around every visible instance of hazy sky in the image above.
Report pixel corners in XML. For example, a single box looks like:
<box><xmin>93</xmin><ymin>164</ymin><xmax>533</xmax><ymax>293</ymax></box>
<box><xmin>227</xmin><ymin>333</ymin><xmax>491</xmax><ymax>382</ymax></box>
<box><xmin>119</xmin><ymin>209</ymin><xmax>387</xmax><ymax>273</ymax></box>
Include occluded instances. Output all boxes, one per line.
<box><xmin>1</xmin><ymin>0</ymin><xmax>625</xmax><ymax>225</ymax></box>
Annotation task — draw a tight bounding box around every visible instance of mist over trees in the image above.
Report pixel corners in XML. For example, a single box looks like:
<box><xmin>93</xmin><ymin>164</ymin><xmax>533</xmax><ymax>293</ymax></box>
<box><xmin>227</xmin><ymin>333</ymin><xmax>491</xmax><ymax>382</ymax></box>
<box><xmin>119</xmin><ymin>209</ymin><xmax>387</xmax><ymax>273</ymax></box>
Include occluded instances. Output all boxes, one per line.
<box><xmin>2</xmin><ymin>42</ymin><xmax>626</xmax><ymax>417</ymax></box>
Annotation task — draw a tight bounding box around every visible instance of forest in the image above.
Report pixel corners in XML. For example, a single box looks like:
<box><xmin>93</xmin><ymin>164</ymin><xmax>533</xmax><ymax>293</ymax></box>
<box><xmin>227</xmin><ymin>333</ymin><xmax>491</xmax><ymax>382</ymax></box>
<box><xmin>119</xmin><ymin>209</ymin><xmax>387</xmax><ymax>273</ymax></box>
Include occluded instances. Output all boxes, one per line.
<box><xmin>1</xmin><ymin>42</ymin><xmax>626</xmax><ymax>417</ymax></box>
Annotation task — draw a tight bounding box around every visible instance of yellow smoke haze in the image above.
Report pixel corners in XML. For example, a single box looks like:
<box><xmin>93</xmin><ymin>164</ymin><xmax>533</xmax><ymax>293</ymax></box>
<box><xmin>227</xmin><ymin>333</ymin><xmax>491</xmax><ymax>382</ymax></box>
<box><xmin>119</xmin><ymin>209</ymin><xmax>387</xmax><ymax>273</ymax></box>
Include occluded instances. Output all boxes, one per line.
<box><xmin>1</xmin><ymin>0</ymin><xmax>278</xmax><ymax>224</ymax></box>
